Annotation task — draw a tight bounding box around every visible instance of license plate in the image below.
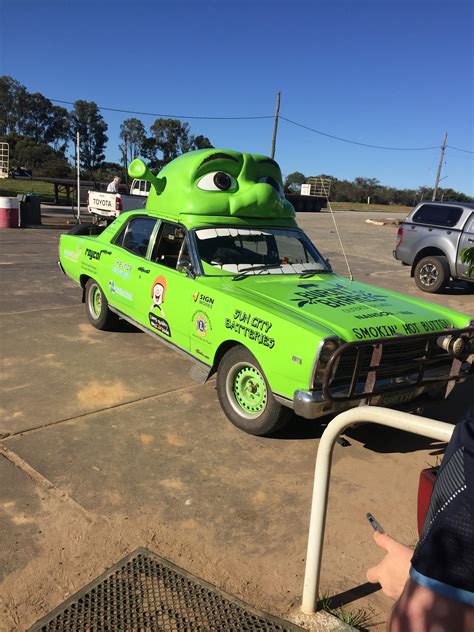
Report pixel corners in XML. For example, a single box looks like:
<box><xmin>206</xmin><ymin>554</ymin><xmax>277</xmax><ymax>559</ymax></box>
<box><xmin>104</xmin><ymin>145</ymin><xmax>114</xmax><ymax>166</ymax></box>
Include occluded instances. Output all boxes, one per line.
<box><xmin>380</xmin><ymin>389</ymin><xmax>418</xmax><ymax>407</ymax></box>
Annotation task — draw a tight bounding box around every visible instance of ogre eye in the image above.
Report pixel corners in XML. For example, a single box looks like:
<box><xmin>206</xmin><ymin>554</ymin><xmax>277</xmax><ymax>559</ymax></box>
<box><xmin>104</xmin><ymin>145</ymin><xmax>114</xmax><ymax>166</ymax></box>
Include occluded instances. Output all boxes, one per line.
<box><xmin>197</xmin><ymin>171</ymin><xmax>237</xmax><ymax>191</ymax></box>
<box><xmin>258</xmin><ymin>176</ymin><xmax>284</xmax><ymax>196</ymax></box>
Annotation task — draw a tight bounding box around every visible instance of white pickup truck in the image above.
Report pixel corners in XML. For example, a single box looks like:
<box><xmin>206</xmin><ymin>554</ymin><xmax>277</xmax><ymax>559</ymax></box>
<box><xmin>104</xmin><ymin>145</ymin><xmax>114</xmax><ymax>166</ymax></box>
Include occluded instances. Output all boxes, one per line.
<box><xmin>87</xmin><ymin>179</ymin><xmax>150</xmax><ymax>222</ymax></box>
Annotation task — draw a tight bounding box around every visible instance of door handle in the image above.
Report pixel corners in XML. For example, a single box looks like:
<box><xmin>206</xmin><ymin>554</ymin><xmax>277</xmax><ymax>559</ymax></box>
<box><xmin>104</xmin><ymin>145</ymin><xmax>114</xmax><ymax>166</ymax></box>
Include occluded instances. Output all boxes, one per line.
<box><xmin>468</xmin><ymin>238</ymin><xmax>474</xmax><ymax>243</ymax></box>
<box><xmin>138</xmin><ymin>266</ymin><xmax>150</xmax><ymax>273</ymax></box>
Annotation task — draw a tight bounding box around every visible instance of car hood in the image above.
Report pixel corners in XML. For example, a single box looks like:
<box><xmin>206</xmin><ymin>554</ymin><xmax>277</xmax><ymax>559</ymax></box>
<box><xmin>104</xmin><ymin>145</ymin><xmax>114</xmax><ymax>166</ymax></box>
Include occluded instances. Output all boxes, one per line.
<box><xmin>224</xmin><ymin>273</ymin><xmax>470</xmax><ymax>341</ymax></box>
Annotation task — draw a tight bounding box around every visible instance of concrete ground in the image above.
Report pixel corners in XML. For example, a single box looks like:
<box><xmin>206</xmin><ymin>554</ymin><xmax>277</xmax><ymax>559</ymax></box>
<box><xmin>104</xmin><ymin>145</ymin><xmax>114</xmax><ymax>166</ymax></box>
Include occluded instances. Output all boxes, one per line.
<box><xmin>0</xmin><ymin>209</ymin><xmax>472</xmax><ymax>631</ymax></box>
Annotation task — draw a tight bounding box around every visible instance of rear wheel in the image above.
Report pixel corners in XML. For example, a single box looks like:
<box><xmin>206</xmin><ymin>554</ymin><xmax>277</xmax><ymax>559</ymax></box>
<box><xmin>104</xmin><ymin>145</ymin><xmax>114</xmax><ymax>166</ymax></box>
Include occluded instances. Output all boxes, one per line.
<box><xmin>68</xmin><ymin>223</ymin><xmax>103</xmax><ymax>236</ymax></box>
<box><xmin>216</xmin><ymin>346</ymin><xmax>292</xmax><ymax>436</ymax></box>
<box><xmin>85</xmin><ymin>279</ymin><xmax>117</xmax><ymax>330</ymax></box>
<box><xmin>414</xmin><ymin>256</ymin><xmax>450</xmax><ymax>293</ymax></box>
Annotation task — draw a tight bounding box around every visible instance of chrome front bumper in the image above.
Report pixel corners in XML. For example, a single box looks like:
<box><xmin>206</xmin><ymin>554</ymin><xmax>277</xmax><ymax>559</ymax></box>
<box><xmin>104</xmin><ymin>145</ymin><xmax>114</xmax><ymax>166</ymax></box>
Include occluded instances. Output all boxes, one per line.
<box><xmin>293</xmin><ymin>359</ymin><xmax>472</xmax><ymax>420</ymax></box>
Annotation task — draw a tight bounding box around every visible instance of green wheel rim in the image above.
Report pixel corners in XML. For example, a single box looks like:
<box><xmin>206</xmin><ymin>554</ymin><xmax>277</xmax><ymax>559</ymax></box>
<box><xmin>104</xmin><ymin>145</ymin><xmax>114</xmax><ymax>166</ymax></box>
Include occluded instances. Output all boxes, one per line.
<box><xmin>232</xmin><ymin>365</ymin><xmax>267</xmax><ymax>414</ymax></box>
<box><xmin>91</xmin><ymin>286</ymin><xmax>102</xmax><ymax>318</ymax></box>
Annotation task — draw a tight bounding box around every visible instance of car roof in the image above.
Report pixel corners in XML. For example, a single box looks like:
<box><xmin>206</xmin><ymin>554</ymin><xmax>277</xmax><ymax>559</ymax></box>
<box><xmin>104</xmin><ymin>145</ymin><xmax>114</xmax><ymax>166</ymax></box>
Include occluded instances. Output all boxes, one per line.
<box><xmin>417</xmin><ymin>201</ymin><xmax>474</xmax><ymax>209</ymax></box>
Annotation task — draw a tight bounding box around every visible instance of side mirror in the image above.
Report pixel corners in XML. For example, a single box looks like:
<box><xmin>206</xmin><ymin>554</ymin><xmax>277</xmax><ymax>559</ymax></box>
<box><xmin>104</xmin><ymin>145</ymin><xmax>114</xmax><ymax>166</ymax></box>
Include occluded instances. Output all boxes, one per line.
<box><xmin>177</xmin><ymin>260</ymin><xmax>196</xmax><ymax>279</ymax></box>
<box><xmin>325</xmin><ymin>257</ymin><xmax>332</xmax><ymax>271</ymax></box>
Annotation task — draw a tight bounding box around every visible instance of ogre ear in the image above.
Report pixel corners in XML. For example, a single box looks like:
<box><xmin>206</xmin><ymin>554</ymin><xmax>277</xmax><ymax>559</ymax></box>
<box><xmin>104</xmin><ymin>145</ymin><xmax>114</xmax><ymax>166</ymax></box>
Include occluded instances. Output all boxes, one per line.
<box><xmin>128</xmin><ymin>159</ymin><xmax>166</xmax><ymax>194</ymax></box>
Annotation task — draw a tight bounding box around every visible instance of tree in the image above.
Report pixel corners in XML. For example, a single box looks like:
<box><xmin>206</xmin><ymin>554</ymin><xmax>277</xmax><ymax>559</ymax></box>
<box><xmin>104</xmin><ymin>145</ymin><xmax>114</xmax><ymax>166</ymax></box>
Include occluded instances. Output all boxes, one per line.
<box><xmin>70</xmin><ymin>100</ymin><xmax>108</xmax><ymax>175</ymax></box>
<box><xmin>190</xmin><ymin>134</ymin><xmax>213</xmax><ymax>151</ymax></box>
<box><xmin>284</xmin><ymin>171</ymin><xmax>306</xmax><ymax>193</ymax></box>
<box><xmin>150</xmin><ymin>118</ymin><xmax>192</xmax><ymax>165</ymax></box>
<box><xmin>0</xmin><ymin>76</ymin><xmax>29</xmax><ymax>135</ymax></box>
<box><xmin>119</xmin><ymin>118</ymin><xmax>146</xmax><ymax>165</ymax></box>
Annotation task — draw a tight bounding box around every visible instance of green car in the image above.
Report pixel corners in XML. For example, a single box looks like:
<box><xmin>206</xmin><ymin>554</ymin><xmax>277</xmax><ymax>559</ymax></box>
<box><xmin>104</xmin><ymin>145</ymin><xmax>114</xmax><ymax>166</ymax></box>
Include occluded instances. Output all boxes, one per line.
<box><xmin>59</xmin><ymin>149</ymin><xmax>473</xmax><ymax>435</ymax></box>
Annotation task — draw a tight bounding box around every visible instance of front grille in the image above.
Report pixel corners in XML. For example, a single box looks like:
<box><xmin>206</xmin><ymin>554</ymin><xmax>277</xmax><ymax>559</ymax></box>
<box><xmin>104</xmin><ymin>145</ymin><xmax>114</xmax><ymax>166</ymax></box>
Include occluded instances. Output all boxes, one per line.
<box><xmin>322</xmin><ymin>327</ymin><xmax>473</xmax><ymax>402</ymax></box>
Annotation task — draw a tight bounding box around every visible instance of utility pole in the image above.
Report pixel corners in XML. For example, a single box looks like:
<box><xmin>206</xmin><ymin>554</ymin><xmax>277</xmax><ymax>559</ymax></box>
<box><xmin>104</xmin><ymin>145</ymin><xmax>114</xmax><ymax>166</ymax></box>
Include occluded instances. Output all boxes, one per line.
<box><xmin>270</xmin><ymin>91</ymin><xmax>281</xmax><ymax>159</ymax></box>
<box><xmin>76</xmin><ymin>131</ymin><xmax>81</xmax><ymax>224</ymax></box>
<box><xmin>432</xmin><ymin>131</ymin><xmax>447</xmax><ymax>201</ymax></box>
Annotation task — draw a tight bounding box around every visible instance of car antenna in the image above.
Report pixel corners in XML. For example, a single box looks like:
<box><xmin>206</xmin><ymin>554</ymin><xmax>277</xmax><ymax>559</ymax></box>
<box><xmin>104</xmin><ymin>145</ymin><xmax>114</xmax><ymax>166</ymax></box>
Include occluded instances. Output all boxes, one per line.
<box><xmin>322</xmin><ymin>182</ymin><xmax>353</xmax><ymax>281</ymax></box>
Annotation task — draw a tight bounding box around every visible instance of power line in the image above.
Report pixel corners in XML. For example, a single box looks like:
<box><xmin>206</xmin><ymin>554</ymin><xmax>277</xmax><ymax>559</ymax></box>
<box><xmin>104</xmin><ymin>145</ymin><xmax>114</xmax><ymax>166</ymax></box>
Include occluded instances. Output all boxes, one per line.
<box><xmin>49</xmin><ymin>97</ymin><xmax>474</xmax><ymax>154</ymax></box>
<box><xmin>50</xmin><ymin>99</ymin><xmax>273</xmax><ymax>121</ymax></box>
<box><xmin>279</xmin><ymin>116</ymin><xmax>440</xmax><ymax>151</ymax></box>
<box><xmin>446</xmin><ymin>145</ymin><xmax>474</xmax><ymax>154</ymax></box>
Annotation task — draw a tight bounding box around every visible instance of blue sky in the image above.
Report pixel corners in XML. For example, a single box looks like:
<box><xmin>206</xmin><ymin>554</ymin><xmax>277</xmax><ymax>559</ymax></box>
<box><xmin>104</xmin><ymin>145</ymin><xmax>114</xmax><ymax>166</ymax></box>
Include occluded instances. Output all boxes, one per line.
<box><xmin>1</xmin><ymin>0</ymin><xmax>473</xmax><ymax>194</ymax></box>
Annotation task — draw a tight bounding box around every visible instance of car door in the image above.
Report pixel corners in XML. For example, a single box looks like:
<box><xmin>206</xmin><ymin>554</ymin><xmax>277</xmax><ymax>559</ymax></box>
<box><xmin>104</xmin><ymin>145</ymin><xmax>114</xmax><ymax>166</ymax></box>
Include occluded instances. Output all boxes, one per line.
<box><xmin>132</xmin><ymin>220</ymin><xmax>197</xmax><ymax>352</ymax></box>
<box><xmin>106</xmin><ymin>215</ymin><xmax>158</xmax><ymax>319</ymax></box>
<box><xmin>457</xmin><ymin>213</ymin><xmax>474</xmax><ymax>279</ymax></box>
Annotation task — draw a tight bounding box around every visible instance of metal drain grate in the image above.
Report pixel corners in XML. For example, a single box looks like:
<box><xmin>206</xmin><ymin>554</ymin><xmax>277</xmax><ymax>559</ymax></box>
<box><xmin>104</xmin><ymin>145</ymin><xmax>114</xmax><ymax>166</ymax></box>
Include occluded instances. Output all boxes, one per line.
<box><xmin>29</xmin><ymin>548</ymin><xmax>303</xmax><ymax>631</ymax></box>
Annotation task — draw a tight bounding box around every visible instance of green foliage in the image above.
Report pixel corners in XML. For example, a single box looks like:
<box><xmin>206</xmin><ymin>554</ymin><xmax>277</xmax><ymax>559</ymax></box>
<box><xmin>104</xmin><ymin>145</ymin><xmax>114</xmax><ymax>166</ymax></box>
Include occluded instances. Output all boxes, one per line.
<box><xmin>119</xmin><ymin>118</ymin><xmax>146</xmax><ymax>164</ymax></box>
<box><xmin>284</xmin><ymin>171</ymin><xmax>306</xmax><ymax>193</ymax></box>
<box><xmin>0</xmin><ymin>76</ymin><xmax>70</xmax><ymax>153</ymax></box>
<box><xmin>318</xmin><ymin>593</ymin><xmax>375</xmax><ymax>631</ymax></box>
<box><xmin>0</xmin><ymin>133</ymin><xmax>71</xmax><ymax>177</ymax></box>
<box><xmin>145</xmin><ymin>118</ymin><xmax>213</xmax><ymax>170</ymax></box>
<box><xmin>70</xmin><ymin>100</ymin><xmax>108</xmax><ymax>176</ymax></box>
<box><xmin>301</xmin><ymin>170</ymin><xmax>473</xmax><ymax>206</ymax></box>
<box><xmin>461</xmin><ymin>247</ymin><xmax>474</xmax><ymax>277</ymax></box>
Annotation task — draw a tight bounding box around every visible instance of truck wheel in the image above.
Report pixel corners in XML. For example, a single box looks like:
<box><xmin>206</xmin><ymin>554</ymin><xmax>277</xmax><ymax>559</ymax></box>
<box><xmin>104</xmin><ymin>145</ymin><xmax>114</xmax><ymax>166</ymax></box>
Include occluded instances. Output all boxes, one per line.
<box><xmin>414</xmin><ymin>256</ymin><xmax>450</xmax><ymax>293</ymax></box>
<box><xmin>85</xmin><ymin>279</ymin><xmax>117</xmax><ymax>330</ymax></box>
<box><xmin>68</xmin><ymin>223</ymin><xmax>102</xmax><ymax>236</ymax></box>
<box><xmin>216</xmin><ymin>346</ymin><xmax>292</xmax><ymax>436</ymax></box>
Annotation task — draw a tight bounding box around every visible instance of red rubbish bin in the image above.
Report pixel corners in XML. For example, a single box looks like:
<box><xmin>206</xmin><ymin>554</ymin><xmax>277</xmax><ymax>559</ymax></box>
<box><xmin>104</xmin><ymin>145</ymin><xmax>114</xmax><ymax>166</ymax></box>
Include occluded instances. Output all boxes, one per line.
<box><xmin>417</xmin><ymin>467</ymin><xmax>437</xmax><ymax>535</ymax></box>
<box><xmin>0</xmin><ymin>197</ymin><xmax>19</xmax><ymax>228</ymax></box>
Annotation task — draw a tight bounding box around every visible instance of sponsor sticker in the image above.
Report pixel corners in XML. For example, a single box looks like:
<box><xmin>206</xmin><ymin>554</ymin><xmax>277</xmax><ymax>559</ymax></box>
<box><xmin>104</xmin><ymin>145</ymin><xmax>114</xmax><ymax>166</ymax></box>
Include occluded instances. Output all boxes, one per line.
<box><xmin>108</xmin><ymin>280</ymin><xmax>133</xmax><ymax>301</ymax></box>
<box><xmin>149</xmin><ymin>313</ymin><xmax>171</xmax><ymax>337</ymax></box>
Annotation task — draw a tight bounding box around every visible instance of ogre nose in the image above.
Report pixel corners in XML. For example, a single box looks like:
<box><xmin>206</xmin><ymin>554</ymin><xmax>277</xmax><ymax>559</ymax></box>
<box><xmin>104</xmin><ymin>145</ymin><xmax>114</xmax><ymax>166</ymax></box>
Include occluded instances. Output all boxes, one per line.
<box><xmin>228</xmin><ymin>183</ymin><xmax>283</xmax><ymax>216</ymax></box>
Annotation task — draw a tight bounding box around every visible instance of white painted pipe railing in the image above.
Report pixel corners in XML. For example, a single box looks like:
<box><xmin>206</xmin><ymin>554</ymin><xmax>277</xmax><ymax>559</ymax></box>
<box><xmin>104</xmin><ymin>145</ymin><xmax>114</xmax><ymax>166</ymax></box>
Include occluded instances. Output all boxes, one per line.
<box><xmin>301</xmin><ymin>405</ymin><xmax>454</xmax><ymax>614</ymax></box>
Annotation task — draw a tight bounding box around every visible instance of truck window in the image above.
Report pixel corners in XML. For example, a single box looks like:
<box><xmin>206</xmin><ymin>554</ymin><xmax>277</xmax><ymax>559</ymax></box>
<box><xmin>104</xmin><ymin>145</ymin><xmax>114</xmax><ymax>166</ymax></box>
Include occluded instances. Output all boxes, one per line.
<box><xmin>413</xmin><ymin>204</ymin><xmax>463</xmax><ymax>227</ymax></box>
<box><xmin>465</xmin><ymin>214</ymin><xmax>474</xmax><ymax>234</ymax></box>
<box><xmin>114</xmin><ymin>217</ymin><xmax>156</xmax><ymax>257</ymax></box>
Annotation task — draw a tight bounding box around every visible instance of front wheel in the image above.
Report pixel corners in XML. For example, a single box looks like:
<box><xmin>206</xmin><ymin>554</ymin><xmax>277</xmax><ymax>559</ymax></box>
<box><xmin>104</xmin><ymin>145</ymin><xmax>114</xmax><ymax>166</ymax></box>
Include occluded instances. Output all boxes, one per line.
<box><xmin>216</xmin><ymin>346</ymin><xmax>292</xmax><ymax>436</ymax></box>
<box><xmin>414</xmin><ymin>256</ymin><xmax>450</xmax><ymax>293</ymax></box>
<box><xmin>85</xmin><ymin>279</ymin><xmax>117</xmax><ymax>330</ymax></box>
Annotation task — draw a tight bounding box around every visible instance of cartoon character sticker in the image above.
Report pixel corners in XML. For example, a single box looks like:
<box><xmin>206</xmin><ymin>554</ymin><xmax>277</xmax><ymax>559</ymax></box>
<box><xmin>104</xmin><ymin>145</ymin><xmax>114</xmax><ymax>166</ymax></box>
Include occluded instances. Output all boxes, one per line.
<box><xmin>151</xmin><ymin>276</ymin><xmax>167</xmax><ymax>316</ymax></box>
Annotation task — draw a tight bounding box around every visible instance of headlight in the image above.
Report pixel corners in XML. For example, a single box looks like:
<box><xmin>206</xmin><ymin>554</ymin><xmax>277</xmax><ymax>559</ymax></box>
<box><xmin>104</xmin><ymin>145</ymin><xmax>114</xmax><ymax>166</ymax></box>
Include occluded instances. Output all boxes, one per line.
<box><xmin>313</xmin><ymin>338</ymin><xmax>341</xmax><ymax>388</ymax></box>
<box><xmin>437</xmin><ymin>334</ymin><xmax>469</xmax><ymax>356</ymax></box>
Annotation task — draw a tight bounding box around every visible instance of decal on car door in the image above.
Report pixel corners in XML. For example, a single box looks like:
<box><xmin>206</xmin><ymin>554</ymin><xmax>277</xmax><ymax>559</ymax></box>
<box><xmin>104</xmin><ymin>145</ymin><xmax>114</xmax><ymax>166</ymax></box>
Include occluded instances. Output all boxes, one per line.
<box><xmin>149</xmin><ymin>275</ymin><xmax>171</xmax><ymax>336</ymax></box>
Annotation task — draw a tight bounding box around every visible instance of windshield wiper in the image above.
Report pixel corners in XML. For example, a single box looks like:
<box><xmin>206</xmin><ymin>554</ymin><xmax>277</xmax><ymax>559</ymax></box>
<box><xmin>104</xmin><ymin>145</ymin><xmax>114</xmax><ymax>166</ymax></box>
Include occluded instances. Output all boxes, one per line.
<box><xmin>232</xmin><ymin>264</ymin><xmax>283</xmax><ymax>281</ymax></box>
<box><xmin>299</xmin><ymin>268</ymin><xmax>331</xmax><ymax>278</ymax></box>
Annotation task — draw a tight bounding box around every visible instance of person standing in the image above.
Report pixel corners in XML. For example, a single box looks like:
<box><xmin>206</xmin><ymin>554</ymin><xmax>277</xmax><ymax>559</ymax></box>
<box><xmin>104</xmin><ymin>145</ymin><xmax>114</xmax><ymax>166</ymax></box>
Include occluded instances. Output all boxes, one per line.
<box><xmin>107</xmin><ymin>176</ymin><xmax>121</xmax><ymax>193</ymax></box>
<box><xmin>367</xmin><ymin>407</ymin><xmax>474</xmax><ymax>630</ymax></box>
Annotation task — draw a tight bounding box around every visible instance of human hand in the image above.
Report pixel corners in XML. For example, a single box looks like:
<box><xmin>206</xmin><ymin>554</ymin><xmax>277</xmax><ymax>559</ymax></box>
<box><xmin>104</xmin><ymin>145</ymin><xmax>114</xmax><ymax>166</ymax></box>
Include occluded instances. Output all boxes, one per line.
<box><xmin>366</xmin><ymin>531</ymin><xmax>413</xmax><ymax>600</ymax></box>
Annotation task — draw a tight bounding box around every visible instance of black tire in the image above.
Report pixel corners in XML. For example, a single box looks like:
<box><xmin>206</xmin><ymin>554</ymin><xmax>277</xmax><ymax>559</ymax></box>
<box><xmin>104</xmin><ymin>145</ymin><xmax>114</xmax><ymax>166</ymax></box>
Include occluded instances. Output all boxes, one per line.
<box><xmin>68</xmin><ymin>223</ymin><xmax>103</xmax><ymax>236</ymax></box>
<box><xmin>414</xmin><ymin>256</ymin><xmax>450</xmax><ymax>293</ymax></box>
<box><xmin>216</xmin><ymin>346</ymin><xmax>292</xmax><ymax>436</ymax></box>
<box><xmin>85</xmin><ymin>278</ymin><xmax>117</xmax><ymax>330</ymax></box>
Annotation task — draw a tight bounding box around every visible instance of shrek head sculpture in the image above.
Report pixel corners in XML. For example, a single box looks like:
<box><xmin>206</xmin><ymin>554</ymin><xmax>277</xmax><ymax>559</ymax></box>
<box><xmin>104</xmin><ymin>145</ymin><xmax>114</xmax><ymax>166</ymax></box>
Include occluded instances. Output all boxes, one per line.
<box><xmin>128</xmin><ymin>149</ymin><xmax>295</xmax><ymax>219</ymax></box>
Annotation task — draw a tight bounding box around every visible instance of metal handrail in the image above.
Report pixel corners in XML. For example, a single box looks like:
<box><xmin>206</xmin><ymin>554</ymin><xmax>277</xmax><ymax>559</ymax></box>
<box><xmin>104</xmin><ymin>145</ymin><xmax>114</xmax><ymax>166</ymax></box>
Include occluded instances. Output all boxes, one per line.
<box><xmin>301</xmin><ymin>405</ymin><xmax>454</xmax><ymax>614</ymax></box>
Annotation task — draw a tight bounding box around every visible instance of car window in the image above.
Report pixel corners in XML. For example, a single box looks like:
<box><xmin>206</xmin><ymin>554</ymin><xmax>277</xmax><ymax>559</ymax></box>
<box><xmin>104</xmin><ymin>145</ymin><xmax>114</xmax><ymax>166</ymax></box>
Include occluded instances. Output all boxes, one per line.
<box><xmin>413</xmin><ymin>204</ymin><xmax>463</xmax><ymax>227</ymax></box>
<box><xmin>114</xmin><ymin>217</ymin><xmax>156</xmax><ymax>257</ymax></box>
<box><xmin>151</xmin><ymin>222</ymin><xmax>187</xmax><ymax>270</ymax></box>
<box><xmin>465</xmin><ymin>214</ymin><xmax>474</xmax><ymax>234</ymax></box>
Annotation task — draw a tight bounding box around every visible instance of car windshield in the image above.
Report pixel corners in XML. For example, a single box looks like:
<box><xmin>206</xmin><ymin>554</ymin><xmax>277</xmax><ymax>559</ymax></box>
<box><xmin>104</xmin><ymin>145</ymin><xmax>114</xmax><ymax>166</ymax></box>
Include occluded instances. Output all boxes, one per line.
<box><xmin>194</xmin><ymin>227</ymin><xmax>329</xmax><ymax>276</ymax></box>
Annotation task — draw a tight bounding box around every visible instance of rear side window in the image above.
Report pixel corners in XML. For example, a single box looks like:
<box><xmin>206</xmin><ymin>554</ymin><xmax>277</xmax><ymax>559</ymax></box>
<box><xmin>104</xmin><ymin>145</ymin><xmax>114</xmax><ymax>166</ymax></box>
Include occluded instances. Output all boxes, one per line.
<box><xmin>413</xmin><ymin>204</ymin><xmax>463</xmax><ymax>227</ymax></box>
<box><xmin>465</xmin><ymin>214</ymin><xmax>474</xmax><ymax>233</ymax></box>
<box><xmin>114</xmin><ymin>217</ymin><xmax>156</xmax><ymax>257</ymax></box>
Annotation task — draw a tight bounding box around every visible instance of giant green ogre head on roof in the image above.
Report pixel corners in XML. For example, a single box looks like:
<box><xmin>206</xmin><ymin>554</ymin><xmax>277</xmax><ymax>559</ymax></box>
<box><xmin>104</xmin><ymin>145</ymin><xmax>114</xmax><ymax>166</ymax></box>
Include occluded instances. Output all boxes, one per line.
<box><xmin>128</xmin><ymin>149</ymin><xmax>295</xmax><ymax>220</ymax></box>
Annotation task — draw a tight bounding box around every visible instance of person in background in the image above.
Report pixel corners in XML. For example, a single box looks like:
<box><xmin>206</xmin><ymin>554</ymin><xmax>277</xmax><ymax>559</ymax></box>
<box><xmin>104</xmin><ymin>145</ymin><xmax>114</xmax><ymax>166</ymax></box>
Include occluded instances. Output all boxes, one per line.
<box><xmin>367</xmin><ymin>407</ymin><xmax>474</xmax><ymax>631</ymax></box>
<box><xmin>107</xmin><ymin>176</ymin><xmax>121</xmax><ymax>193</ymax></box>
